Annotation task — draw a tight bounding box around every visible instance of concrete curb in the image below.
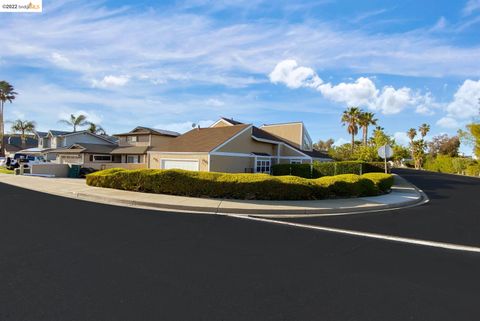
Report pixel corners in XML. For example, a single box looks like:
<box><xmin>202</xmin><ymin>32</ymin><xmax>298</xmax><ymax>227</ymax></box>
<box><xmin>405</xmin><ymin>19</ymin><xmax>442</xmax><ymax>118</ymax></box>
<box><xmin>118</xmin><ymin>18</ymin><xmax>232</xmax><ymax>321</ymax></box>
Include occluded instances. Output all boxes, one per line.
<box><xmin>0</xmin><ymin>173</ymin><xmax>428</xmax><ymax>216</ymax></box>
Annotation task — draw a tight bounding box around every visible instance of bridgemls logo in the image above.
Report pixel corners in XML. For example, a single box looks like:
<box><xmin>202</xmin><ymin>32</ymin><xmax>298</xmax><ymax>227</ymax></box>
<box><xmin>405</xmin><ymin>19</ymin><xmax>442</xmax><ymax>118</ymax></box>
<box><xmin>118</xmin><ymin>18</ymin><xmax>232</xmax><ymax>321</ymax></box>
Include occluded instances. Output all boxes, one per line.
<box><xmin>1</xmin><ymin>0</ymin><xmax>42</xmax><ymax>12</ymax></box>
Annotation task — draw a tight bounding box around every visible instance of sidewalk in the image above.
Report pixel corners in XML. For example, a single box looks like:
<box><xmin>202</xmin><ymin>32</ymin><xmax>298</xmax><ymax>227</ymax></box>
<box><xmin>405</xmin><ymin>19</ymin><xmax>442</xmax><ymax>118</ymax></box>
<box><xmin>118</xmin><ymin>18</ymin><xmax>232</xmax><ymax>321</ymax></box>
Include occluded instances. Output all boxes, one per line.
<box><xmin>0</xmin><ymin>173</ymin><xmax>428</xmax><ymax>216</ymax></box>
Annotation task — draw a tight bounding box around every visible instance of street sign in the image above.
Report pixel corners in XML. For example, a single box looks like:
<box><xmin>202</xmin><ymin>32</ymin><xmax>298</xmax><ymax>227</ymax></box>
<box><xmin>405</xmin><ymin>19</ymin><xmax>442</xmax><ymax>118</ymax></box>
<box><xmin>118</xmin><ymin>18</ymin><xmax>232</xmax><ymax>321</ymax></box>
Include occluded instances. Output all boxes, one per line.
<box><xmin>377</xmin><ymin>145</ymin><xmax>394</xmax><ymax>173</ymax></box>
<box><xmin>378</xmin><ymin>145</ymin><xmax>394</xmax><ymax>159</ymax></box>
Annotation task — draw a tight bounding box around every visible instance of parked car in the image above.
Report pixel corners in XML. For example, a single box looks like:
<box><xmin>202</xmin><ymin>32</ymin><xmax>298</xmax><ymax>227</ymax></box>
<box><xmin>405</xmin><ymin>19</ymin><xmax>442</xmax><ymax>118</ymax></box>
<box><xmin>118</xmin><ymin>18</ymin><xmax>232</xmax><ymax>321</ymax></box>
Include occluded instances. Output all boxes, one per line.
<box><xmin>0</xmin><ymin>157</ymin><xmax>5</xmax><ymax>167</ymax></box>
<box><xmin>6</xmin><ymin>153</ymin><xmax>46</xmax><ymax>170</ymax></box>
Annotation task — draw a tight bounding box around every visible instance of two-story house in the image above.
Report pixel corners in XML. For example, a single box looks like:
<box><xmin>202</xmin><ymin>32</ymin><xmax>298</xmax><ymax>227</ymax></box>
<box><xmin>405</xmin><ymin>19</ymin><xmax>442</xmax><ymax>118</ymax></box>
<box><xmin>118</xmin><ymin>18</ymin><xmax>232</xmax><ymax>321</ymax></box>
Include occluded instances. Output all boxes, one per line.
<box><xmin>110</xmin><ymin>126</ymin><xmax>180</xmax><ymax>168</ymax></box>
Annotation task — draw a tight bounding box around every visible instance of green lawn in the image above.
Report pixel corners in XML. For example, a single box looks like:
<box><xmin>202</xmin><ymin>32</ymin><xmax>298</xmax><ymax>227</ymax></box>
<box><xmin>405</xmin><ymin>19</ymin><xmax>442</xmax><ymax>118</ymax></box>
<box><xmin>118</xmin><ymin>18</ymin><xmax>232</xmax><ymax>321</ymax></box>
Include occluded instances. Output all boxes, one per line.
<box><xmin>0</xmin><ymin>166</ymin><xmax>13</xmax><ymax>174</ymax></box>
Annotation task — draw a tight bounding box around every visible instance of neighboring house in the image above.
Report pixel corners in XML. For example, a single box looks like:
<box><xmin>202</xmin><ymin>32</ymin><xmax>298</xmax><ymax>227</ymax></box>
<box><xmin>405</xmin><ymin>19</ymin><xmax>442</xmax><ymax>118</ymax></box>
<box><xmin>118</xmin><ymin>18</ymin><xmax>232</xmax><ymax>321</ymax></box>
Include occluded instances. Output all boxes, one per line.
<box><xmin>148</xmin><ymin>118</ymin><xmax>331</xmax><ymax>173</ymax></box>
<box><xmin>1</xmin><ymin>135</ymin><xmax>38</xmax><ymax>157</ymax></box>
<box><xmin>48</xmin><ymin>130</ymin><xmax>119</xmax><ymax>169</ymax></box>
<box><xmin>111</xmin><ymin>126</ymin><xmax>180</xmax><ymax>168</ymax></box>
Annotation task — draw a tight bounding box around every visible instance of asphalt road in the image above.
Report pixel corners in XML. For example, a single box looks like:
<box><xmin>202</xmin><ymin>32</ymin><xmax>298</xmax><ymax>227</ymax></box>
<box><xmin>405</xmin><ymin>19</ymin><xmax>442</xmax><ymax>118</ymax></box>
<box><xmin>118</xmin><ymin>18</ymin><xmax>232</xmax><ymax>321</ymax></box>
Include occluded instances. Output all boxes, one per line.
<box><xmin>0</xmin><ymin>170</ymin><xmax>479</xmax><ymax>320</ymax></box>
<box><xmin>279</xmin><ymin>168</ymin><xmax>480</xmax><ymax>247</ymax></box>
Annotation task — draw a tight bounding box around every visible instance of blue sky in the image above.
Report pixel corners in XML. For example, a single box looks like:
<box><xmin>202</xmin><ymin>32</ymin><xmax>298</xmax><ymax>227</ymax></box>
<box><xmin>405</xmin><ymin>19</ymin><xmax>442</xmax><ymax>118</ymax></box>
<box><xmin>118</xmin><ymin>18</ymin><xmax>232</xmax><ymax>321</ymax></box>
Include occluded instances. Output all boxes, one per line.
<box><xmin>1</xmin><ymin>0</ymin><xmax>480</xmax><ymax>153</ymax></box>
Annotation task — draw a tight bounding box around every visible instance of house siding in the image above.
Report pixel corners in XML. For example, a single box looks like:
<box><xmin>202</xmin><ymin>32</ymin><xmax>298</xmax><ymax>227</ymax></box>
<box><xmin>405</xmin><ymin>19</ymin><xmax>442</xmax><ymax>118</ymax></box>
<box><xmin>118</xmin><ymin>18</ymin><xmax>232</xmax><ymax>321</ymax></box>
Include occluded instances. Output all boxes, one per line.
<box><xmin>209</xmin><ymin>155</ymin><xmax>253</xmax><ymax>173</ymax></box>
<box><xmin>217</xmin><ymin>128</ymin><xmax>276</xmax><ymax>155</ymax></box>
<box><xmin>261</xmin><ymin>123</ymin><xmax>303</xmax><ymax>148</ymax></box>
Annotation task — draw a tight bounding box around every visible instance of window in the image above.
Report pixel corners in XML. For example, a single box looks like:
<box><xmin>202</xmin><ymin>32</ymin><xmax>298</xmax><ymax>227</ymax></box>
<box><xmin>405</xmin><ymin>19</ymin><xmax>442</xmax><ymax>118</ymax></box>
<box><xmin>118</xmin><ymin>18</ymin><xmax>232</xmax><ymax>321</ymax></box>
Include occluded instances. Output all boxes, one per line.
<box><xmin>127</xmin><ymin>155</ymin><xmax>141</xmax><ymax>163</ymax></box>
<box><xmin>290</xmin><ymin>159</ymin><xmax>302</xmax><ymax>164</ymax></box>
<box><xmin>128</xmin><ymin>136</ymin><xmax>138</xmax><ymax>143</ymax></box>
<box><xmin>92</xmin><ymin>155</ymin><xmax>112</xmax><ymax>162</ymax></box>
<box><xmin>255</xmin><ymin>159</ymin><xmax>271</xmax><ymax>173</ymax></box>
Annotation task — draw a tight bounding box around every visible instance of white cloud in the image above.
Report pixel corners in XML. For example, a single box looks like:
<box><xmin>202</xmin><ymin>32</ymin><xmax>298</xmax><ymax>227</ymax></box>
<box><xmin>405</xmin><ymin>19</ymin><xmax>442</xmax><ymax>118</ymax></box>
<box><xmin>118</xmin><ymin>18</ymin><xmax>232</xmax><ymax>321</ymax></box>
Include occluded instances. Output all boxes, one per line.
<box><xmin>205</xmin><ymin>98</ymin><xmax>225</xmax><ymax>107</ymax></box>
<box><xmin>415</xmin><ymin>92</ymin><xmax>441</xmax><ymax>115</ymax></box>
<box><xmin>92</xmin><ymin>75</ymin><xmax>130</xmax><ymax>88</ymax></box>
<box><xmin>445</xmin><ymin>79</ymin><xmax>480</xmax><ymax>119</ymax></box>
<box><xmin>317</xmin><ymin>77</ymin><xmax>377</xmax><ymax>107</ymax></box>
<box><xmin>393</xmin><ymin>132</ymin><xmax>410</xmax><ymax>146</ymax></box>
<box><xmin>270</xmin><ymin>60</ymin><xmax>424</xmax><ymax>115</ymax></box>
<box><xmin>436</xmin><ymin>117</ymin><xmax>460</xmax><ymax>129</ymax></box>
<box><xmin>269</xmin><ymin>59</ymin><xmax>322</xmax><ymax>89</ymax></box>
<box><xmin>154</xmin><ymin>120</ymin><xmax>214</xmax><ymax>133</ymax></box>
<box><xmin>463</xmin><ymin>0</ymin><xmax>480</xmax><ymax>15</ymax></box>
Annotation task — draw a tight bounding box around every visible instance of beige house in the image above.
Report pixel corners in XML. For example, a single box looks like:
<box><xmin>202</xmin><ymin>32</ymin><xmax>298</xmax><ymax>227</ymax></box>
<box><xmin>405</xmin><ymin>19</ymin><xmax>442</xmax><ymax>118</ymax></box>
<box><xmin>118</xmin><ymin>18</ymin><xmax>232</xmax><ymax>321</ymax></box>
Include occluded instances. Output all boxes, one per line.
<box><xmin>111</xmin><ymin>126</ymin><xmax>180</xmax><ymax>168</ymax></box>
<box><xmin>148</xmin><ymin>118</ymin><xmax>330</xmax><ymax>173</ymax></box>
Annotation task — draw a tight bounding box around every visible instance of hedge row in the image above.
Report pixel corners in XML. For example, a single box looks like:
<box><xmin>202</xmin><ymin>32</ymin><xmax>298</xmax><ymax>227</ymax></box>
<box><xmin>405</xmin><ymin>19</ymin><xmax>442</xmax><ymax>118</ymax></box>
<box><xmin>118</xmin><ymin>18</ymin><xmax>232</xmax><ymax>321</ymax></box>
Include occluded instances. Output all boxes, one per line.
<box><xmin>271</xmin><ymin>161</ymin><xmax>388</xmax><ymax>179</ymax></box>
<box><xmin>423</xmin><ymin>156</ymin><xmax>479</xmax><ymax>176</ymax></box>
<box><xmin>86</xmin><ymin>168</ymin><xmax>394</xmax><ymax>200</ymax></box>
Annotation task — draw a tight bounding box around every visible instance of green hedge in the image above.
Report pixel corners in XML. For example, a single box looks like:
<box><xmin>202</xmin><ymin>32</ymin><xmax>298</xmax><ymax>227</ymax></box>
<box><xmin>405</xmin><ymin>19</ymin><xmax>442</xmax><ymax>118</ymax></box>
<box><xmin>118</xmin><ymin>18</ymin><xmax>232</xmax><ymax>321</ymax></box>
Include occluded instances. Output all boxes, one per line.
<box><xmin>361</xmin><ymin>173</ymin><xmax>395</xmax><ymax>192</ymax></box>
<box><xmin>271</xmin><ymin>161</ymin><xmax>387</xmax><ymax>179</ymax></box>
<box><xmin>423</xmin><ymin>156</ymin><xmax>475</xmax><ymax>175</ymax></box>
<box><xmin>466</xmin><ymin>163</ymin><xmax>480</xmax><ymax>177</ymax></box>
<box><xmin>86</xmin><ymin>168</ymin><xmax>394</xmax><ymax>200</ymax></box>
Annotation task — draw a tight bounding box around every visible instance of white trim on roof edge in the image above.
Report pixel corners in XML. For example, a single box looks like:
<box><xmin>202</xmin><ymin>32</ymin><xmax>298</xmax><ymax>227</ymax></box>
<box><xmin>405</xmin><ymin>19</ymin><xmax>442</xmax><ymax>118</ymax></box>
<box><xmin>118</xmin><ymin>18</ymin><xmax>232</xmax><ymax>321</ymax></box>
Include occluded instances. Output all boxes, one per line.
<box><xmin>209</xmin><ymin>119</ymin><xmax>234</xmax><ymax>128</ymax></box>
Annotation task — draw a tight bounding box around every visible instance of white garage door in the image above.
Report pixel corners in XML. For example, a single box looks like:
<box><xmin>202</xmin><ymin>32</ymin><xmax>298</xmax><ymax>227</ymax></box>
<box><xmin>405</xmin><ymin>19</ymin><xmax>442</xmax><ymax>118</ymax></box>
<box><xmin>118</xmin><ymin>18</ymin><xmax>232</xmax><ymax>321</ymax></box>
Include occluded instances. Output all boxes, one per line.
<box><xmin>161</xmin><ymin>159</ymin><xmax>199</xmax><ymax>171</ymax></box>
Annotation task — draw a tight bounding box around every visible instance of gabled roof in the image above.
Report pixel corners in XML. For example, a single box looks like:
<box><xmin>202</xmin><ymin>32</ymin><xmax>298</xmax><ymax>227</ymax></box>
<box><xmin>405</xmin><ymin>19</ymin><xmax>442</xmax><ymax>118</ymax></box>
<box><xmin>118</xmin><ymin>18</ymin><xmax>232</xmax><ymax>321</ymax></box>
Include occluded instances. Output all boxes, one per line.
<box><xmin>52</xmin><ymin>143</ymin><xmax>117</xmax><ymax>154</ymax></box>
<box><xmin>150</xmin><ymin>124</ymin><xmax>250</xmax><ymax>152</ymax></box>
<box><xmin>34</xmin><ymin>131</ymin><xmax>48</xmax><ymax>138</ymax></box>
<box><xmin>114</xmin><ymin>126</ymin><xmax>180</xmax><ymax>137</ymax></box>
<box><xmin>220</xmin><ymin>117</ymin><xmax>244</xmax><ymax>125</ymax></box>
<box><xmin>48</xmin><ymin>130</ymin><xmax>71</xmax><ymax>136</ymax></box>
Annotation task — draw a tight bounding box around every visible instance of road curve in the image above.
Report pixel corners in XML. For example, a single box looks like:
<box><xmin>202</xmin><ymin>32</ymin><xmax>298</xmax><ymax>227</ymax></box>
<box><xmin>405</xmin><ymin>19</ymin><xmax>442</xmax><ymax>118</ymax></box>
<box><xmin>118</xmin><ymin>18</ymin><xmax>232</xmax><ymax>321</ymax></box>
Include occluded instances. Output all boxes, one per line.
<box><xmin>0</xmin><ymin>172</ymin><xmax>479</xmax><ymax>320</ymax></box>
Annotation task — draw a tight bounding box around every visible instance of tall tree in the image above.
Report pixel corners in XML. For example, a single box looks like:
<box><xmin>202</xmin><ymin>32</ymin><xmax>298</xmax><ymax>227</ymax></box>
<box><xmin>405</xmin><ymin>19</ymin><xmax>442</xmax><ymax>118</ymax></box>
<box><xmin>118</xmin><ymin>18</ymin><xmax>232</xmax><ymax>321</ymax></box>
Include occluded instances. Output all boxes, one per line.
<box><xmin>59</xmin><ymin>114</ymin><xmax>88</xmax><ymax>132</ymax></box>
<box><xmin>358</xmin><ymin>112</ymin><xmax>378</xmax><ymax>145</ymax></box>
<box><xmin>11</xmin><ymin>120</ymin><xmax>36</xmax><ymax>148</ymax></box>
<box><xmin>407</xmin><ymin>128</ymin><xmax>417</xmax><ymax>160</ymax></box>
<box><xmin>419</xmin><ymin>123</ymin><xmax>430</xmax><ymax>138</ymax></box>
<box><xmin>313</xmin><ymin>138</ymin><xmax>334</xmax><ymax>151</ymax></box>
<box><xmin>341</xmin><ymin>107</ymin><xmax>362</xmax><ymax>153</ymax></box>
<box><xmin>459</xmin><ymin>123</ymin><xmax>480</xmax><ymax>158</ymax></box>
<box><xmin>0</xmin><ymin>81</ymin><xmax>18</xmax><ymax>156</ymax></box>
<box><xmin>87</xmin><ymin>122</ymin><xmax>106</xmax><ymax>135</ymax></box>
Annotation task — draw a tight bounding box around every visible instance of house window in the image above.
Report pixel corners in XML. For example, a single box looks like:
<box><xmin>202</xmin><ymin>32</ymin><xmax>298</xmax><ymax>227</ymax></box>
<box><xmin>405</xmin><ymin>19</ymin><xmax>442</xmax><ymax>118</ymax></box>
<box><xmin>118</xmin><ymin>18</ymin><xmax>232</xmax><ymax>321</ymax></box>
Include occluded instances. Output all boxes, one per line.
<box><xmin>92</xmin><ymin>155</ymin><xmax>112</xmax><ymax>162</ymax></box>
<box><xmin>256</xmin><ymin>158</ymin><xmax>271</xmax><ymax>173</ymax></box>
<box><xmin>127</xmin><ymin>155</ymin><xmax>141</xmax><ymax>163</ymax></box>
<box><xmin>290</xmin><ymin>159</ymin><xmax>302</xmax><ymax>164</ymax></box>
<box><xmin>128</xmin><ymin>136</ymin><xmax>138</xmax><ymax>143</ymax></box>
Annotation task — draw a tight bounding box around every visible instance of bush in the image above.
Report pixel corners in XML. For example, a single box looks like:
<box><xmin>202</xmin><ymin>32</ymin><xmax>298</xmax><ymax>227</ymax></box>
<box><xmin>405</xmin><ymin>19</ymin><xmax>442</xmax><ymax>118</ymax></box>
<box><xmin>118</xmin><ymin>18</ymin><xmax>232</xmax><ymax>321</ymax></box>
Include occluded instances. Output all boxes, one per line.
<box><xmin>423</xmin><ymin>155</ymin><xmax>474</xmax><ymax>174</ymax></box>
<box><xmin>87</xmin><ymin>169</ymin><xmax>395</xmax><ymax>200</ymax></box>
<box><xmin>315</xmin><ymin>174</ymin><xmax>376</xmax><ymax>197</ymax></box>
<box><xmin>362</xmin><ymin>173</ymin><xmax>395</xmax><ymax>192</ymax></box>
<box><xmin>271</xmin><ymin>163</ymin><xmax>313</xmax><ymax>178</ymax></box>
<box><xmin>466</xmin><ymin>163</ymin><xmax>480</xmax><ymax>177</ymax></box>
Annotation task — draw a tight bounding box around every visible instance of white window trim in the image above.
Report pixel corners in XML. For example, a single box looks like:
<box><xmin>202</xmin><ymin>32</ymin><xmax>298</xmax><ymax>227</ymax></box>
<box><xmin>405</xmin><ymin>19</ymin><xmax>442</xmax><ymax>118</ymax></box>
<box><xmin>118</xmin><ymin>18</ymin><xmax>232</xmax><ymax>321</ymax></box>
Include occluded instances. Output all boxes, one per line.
<box><xmin>254</xmin><ymin>157</ymin><xmax>271</xmax><ymax>174</ymax></box>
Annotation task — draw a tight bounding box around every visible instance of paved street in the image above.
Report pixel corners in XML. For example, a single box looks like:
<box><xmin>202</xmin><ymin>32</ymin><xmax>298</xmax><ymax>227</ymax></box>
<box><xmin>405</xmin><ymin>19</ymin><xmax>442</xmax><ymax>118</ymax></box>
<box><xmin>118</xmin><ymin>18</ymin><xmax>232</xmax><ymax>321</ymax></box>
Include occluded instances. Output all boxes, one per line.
<box><xmin>0</xmin><ymin>170</ymin><xmax>479</xmax><ymax>320</ymax></box>
<box><xmin>279</xmin><ymin>169</ymin><xmax>480</xmax><ymax>247</ymax></box>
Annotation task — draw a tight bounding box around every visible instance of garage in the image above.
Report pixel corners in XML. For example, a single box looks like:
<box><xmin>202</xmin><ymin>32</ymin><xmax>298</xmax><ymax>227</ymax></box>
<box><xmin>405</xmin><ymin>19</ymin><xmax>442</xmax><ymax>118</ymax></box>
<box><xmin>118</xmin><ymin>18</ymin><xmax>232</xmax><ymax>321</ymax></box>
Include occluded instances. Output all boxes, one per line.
<box><xmin>161</xmin><ymin>159</ymin><xmax>199</xmax><ymax>171</ymax></box>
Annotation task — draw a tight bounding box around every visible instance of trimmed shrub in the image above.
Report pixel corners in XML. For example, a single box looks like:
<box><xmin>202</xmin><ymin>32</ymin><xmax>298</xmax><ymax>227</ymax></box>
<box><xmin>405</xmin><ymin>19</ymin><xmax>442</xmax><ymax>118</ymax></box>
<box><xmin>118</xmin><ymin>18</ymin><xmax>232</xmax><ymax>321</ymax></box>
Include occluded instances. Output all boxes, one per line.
<box><xmin>271</xmin><ymin>163</ymin><xmax>313</xmax><ymax>178</ymax></box>
<box><xmin>362</xmin><ymin>173</ymin><xmax>394</xmax><ymax>192</ymax></box>
<box><xmin>87</xmin><ymin>169</ymin><xmax>395</xmax><ymax>200</ymax></box>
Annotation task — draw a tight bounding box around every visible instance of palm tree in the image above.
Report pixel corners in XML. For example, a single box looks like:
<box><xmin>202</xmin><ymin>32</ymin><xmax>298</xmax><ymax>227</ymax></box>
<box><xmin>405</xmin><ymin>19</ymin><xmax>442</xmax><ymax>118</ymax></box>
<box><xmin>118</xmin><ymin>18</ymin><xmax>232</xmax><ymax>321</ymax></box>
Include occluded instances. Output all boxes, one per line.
<box><xmin>407</xmin><ymin>128</ymin><xmax>417</xmax><ymax>160</ymax></box>
<box><xmin>87</xmin><ymin>122</ymin><xmax>106</xmax><ymax>135</ymax></box>
<box><xmin>59</xmin><ymin>114</ymin><xmax>88</xmax><ymax>132</ymax></box>
<box><xmin>358</xmin><ymin>112</ymin><xmax>378</xmax><ymax>145</ymax></box>
<box><xmin>419</xmin><ymin>123</ymin><xmax>430</xmax><ymax>138</ymax></box>
<box><xmin>11</xmin><ymin>119</ymin><xmax>36</xmax><ymax>148</ymax></box>
<box><xmin>0</xmin><ymin>81</ymin><xmax>18</xmax><ymax>156</ymax></box>
<box><xmin>341</xmin><ymin>107</ymin><xmax>362</xmax><ymax>153</ymax></box>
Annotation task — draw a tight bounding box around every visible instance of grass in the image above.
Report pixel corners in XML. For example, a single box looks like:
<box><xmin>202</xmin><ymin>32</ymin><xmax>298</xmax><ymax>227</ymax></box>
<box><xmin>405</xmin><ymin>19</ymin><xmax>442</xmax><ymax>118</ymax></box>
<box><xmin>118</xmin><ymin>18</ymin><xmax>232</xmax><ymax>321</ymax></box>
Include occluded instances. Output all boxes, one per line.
<box><xmin>0</xmin><ymin>166</ymin><xmax>14</xmax><ymax>174</ymax></box>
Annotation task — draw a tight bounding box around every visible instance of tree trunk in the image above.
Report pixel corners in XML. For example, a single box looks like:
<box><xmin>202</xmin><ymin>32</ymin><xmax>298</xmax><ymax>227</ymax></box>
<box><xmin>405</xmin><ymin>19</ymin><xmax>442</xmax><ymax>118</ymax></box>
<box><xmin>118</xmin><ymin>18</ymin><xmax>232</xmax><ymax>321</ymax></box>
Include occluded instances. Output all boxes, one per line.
<box><xmin>351</xmin><ymin>132</ymin><xmax>355</xmax><ymax>153</ymax></box>
<box><xmin>0</xmin><ymin>101</ymin><xmax>4</xmax><ymax>157</ymax></box>
<box><xmin>363</xmin><ymin>126</ymin><xmax>368</xmax><ymax>145</ymax></box>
